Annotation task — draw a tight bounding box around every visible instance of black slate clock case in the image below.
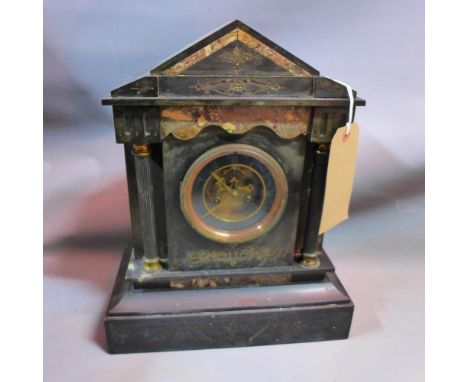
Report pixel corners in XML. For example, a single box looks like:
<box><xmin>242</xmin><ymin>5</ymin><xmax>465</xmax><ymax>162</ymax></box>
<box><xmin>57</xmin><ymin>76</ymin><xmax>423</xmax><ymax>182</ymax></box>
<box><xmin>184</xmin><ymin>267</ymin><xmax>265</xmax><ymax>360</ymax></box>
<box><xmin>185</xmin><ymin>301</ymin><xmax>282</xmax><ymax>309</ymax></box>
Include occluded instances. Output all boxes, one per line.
<box><xmin>102</xmin><ymin>20</ymin><xmax>365</xmax><ymax>353</ymax></box>
<box><xmin>163</xmin><ymin>127</ymin><xmax>305</xmax><ymax>271</ymax></box>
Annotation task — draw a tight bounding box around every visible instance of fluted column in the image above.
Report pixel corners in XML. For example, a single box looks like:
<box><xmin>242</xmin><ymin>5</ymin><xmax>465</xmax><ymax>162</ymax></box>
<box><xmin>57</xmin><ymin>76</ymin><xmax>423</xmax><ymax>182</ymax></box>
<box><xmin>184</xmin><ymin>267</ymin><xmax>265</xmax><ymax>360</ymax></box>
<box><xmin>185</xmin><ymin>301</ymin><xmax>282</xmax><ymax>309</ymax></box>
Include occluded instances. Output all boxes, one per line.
<box><xmin>133</xmin><ymin>144</ymin><xmax>162</xmax><ymax>271</ymax></box>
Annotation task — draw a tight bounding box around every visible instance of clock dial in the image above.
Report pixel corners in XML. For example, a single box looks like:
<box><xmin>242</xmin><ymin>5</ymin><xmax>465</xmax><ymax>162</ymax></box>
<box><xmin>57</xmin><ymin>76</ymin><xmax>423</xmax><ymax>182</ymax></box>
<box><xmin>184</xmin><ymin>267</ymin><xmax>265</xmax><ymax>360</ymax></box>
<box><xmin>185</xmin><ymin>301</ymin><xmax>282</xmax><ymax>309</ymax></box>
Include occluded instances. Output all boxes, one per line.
<box><xmin>181</xmin><ymin>144</ymin><xmax>288</xmax><ymax>243</ymax></box>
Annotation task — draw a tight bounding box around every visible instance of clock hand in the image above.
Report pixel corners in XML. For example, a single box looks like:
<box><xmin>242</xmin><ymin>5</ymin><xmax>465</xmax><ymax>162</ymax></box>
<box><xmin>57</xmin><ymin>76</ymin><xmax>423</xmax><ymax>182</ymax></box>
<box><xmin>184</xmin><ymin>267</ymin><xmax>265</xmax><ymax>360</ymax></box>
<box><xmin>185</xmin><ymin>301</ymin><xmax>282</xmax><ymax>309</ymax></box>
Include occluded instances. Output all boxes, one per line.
<box><xmin>201</xmin><ymin>201</ymin><xmax>223</xmax><ymax>218</ymax></box>
<box><xmin>212</xmin><ymin>172</ymin><xmax>234</xmax><ymax>193</ymax></box>
<box><xmin>235</xmin><ymin>184</ymin><xmax>254</xmax><ymax>193</ymax></box>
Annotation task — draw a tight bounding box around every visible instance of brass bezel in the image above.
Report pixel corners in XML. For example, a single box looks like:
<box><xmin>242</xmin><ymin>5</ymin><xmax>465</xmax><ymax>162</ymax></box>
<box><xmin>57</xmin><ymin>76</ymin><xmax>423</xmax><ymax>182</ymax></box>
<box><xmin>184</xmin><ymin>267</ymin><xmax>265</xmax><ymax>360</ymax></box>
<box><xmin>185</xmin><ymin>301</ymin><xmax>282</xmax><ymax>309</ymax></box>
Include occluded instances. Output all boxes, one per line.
<box><xmin>180</xmin><ymin>143</ymin><xmax>288</xmax><ymax>243</ymax></box>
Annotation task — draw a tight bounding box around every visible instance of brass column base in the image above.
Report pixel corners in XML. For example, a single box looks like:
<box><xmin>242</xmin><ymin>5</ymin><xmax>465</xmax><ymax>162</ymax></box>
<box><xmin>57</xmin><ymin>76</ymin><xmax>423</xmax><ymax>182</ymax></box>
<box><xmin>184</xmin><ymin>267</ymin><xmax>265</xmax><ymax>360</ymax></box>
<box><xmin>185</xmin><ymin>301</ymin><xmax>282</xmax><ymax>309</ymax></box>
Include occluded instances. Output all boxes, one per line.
<box><xmin>144</xmin><ymin>257</ymin><xmax>163</xmax><ymax>272</ymax></box>
<box><xmin>300</xmin><ymin>253</ymin><xmax>321</xmax><ymax>268</ymax></box>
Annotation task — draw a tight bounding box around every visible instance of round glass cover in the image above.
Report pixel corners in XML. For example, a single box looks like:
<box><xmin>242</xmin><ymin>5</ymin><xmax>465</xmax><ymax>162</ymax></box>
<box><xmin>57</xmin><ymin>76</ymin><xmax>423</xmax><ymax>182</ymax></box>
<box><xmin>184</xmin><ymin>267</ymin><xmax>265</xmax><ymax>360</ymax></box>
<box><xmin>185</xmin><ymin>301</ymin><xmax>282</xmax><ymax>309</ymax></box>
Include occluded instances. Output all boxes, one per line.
<box><xmin>180</xmin><ymin>144</ymin><xmax>288</xmax><ymax>243</ymax></box>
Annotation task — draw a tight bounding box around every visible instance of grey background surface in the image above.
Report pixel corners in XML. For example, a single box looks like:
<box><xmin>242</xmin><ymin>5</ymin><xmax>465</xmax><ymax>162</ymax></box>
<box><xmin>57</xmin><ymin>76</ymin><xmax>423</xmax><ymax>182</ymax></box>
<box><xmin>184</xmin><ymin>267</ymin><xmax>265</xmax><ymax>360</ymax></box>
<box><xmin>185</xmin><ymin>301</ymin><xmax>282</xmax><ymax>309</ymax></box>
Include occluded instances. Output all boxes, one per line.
<box><xmin>44</xmin><ymin>0</ymin><xmax>424</xmax><ymax>381</ymax></box>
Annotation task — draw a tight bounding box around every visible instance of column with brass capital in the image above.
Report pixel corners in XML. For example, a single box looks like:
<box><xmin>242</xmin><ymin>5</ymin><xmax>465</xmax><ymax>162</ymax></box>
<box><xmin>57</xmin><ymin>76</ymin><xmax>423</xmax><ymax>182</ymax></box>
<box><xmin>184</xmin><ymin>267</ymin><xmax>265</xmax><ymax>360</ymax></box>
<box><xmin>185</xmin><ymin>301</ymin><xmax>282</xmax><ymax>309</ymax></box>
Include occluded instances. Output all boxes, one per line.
<box><xmin>132</xmin><ymin>144</ymin><xmax>162</xmax><ymax>271</ymax></box>
<box><xmin>302</xmin><ymin>143</ymin><xmax>330</xmax><ymax>267</ymax></box>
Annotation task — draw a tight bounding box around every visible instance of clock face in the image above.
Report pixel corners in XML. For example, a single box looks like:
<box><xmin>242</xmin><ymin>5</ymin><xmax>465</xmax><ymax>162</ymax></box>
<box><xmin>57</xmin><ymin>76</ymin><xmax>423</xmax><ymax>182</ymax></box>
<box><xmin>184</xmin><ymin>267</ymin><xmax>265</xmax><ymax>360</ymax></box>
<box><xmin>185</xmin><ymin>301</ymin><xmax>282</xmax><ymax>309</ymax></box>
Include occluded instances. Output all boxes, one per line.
<box><xmin>180</xmin><ymin>144</ymin><xmax>288</xmax><ymax>243</ymax></box>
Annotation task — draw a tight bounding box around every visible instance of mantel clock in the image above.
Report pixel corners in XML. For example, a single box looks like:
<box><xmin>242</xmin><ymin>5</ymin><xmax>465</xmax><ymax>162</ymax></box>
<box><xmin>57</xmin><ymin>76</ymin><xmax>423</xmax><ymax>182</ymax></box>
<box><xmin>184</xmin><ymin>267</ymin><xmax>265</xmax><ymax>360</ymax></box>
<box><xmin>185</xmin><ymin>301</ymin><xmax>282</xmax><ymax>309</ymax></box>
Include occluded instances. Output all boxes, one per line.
<box><xmin>102</xmin><ymin>20</ymin><xmax>365</xmax><ymax>353</ymax></box>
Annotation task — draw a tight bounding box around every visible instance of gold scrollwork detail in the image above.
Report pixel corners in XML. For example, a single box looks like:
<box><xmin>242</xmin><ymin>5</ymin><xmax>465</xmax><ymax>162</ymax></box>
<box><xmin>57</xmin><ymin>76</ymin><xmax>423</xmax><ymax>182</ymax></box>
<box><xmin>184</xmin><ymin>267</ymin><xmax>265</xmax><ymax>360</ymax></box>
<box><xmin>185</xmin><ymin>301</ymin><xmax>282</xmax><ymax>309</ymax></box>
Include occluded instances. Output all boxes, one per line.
<box><xmin>186</xmin><ymin>246</ymin><xmax>286</xmax><ymax>267</ymax></box>
<box><xmin>192</xmin><ymin>78</ymin><xmax>281</xmax><ymax>96</ymax></box>
<box><xmin>217</xmin><ymin>45</ymin><xmax>262</xmax><ymax>72</ymax></box>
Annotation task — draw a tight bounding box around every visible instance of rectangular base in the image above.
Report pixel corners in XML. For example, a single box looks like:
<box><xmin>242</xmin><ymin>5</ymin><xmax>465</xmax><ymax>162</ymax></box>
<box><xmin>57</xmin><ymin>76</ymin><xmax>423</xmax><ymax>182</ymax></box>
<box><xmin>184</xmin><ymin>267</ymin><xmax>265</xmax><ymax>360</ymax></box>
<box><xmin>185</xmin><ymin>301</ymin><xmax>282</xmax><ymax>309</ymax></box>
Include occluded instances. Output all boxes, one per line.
<box><xmin>104</xmin><ymin>249</ymin><xmax>354</xmax><ymax>354</ymax></box>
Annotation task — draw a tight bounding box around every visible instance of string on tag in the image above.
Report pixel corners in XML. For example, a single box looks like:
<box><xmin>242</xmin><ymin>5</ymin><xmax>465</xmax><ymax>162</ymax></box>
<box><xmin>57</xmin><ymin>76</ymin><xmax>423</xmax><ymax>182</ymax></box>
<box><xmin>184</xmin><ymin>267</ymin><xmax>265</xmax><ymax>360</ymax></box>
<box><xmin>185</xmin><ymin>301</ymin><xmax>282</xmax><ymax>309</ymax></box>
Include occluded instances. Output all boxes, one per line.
<box><xmin>324</xmin><ymin>77</ymin><xmax>355</xmax><ymax>136</ymax></box>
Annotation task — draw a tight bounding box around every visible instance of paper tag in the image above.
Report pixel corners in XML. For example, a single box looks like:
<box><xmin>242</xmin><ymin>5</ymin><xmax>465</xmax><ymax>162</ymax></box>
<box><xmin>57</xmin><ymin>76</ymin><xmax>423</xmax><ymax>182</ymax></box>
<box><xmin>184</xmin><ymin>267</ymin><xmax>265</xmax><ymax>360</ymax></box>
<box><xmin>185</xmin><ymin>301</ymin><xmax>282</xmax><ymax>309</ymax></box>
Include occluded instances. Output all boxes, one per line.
<box><xmin>319</xmin><ymin>123</ymin><xmax>360</xmax><ymax>234</ymax></box>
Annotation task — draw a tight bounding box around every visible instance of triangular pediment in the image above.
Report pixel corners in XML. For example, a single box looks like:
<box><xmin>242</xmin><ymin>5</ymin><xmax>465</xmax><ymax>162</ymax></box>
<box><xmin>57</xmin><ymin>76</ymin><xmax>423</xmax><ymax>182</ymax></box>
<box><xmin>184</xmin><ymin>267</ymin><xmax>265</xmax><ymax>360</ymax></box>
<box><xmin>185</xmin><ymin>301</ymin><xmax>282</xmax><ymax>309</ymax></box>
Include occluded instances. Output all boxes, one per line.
<box><xmin>104</xmin><ymin>20</ymin><xmax>366</xmax><ymax>104</ymax></box>
<box><xmin>180</xmin><ymin>40</ymin><xmax>292</xmax><ymax>76</ymax></box>
<box><xmin>151</xmin><ymin>20</ymin><xmax>318</xmax><ymax>77</ymax></box>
